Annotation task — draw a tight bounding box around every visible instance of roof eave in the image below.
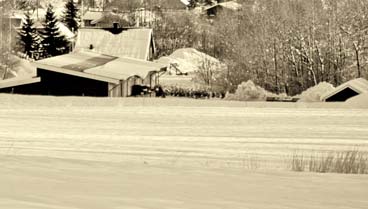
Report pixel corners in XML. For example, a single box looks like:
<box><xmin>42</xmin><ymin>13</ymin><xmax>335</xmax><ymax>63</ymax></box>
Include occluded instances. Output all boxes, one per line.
<box><xmin>35</xmin><ymin>63</ymin><xmax>120</xmax><ymax>84</ymax></box>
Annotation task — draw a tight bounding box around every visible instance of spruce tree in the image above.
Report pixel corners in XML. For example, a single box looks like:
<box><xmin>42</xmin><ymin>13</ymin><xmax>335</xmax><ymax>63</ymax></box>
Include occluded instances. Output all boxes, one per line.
<box><xmin>40</xmin><ymin>4</ymin><xmax>69</xmax><ymax>57</ymax></box>
<box><xmin>62</xmin><ymin>0</ymin><xmax>79</xmax><ymax>33</ymax></box>
<box><xmin>18</xmin><ymin>12</ymin><xmax>40</xmax><ymax>57</ymax></box>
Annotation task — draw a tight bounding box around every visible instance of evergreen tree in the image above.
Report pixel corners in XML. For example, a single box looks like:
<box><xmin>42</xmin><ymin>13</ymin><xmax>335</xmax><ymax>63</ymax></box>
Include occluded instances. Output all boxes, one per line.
<box><xmin>18</xmin><ymin>12</ymin><xmax>40</xmax><ymax>57</ymax></box>
<box><xmin>40</xmin><ymin>4</ymin><xmax>69</xmax><ymax>57</ymax></box>
<box><xmin>62</xmin><ymin>0</ymin><xmax>79</xmax><ymax>33</ymax></box>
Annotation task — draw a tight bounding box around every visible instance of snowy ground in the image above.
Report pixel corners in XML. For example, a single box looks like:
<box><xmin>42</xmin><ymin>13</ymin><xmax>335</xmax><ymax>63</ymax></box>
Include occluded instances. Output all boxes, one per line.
<box><xmin>0</xmin><ymin>94</ymin><xmax>367</xmax><ymax>209</ymax></box>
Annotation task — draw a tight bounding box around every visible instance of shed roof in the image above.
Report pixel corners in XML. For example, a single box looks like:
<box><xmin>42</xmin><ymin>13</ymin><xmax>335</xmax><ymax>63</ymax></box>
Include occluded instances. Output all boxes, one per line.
<box><xmin>35</xmin><ymin>51</ymin><xmax>166</xmax><ymax>83</ymax></box>
<box><xmin>321</xmin><ymin>78</ymin><xmax>368</xmax><ymax>101</ymax></box>
<box><xmin>0</xmin><ymin>77</ymin><xmax>41</xmax><ymax>89</ymax></box>
<box><xmin>85</xmin><ymin>57</ymin><xmax>166</xmax><ymax>80</ymax></box>
<box><xmin>75</xmin><ymin>28</ymin><xmax>153</xmax><ymax>60</ymax></box>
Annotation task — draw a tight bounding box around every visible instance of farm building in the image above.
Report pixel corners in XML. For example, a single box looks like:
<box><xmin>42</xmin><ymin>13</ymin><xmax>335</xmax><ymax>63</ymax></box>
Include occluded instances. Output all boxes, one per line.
<box><xmin>82</xmin><ymin>10</ymin><xmax>105</xmax><ymax>27</ymax></box>
<box><xmin>322</xmin><ymin>78</ymin><xmax>368</xmax><ymax>102</ymax></box>
<box><xmin>0</xmin><ymin>51</ymin><xmax>166</xmax><ymax>97</ymax></box>
<box><xmin>75</xmin><ymin>27</ymin><xmax>155</xmax><ymax>61</ymax></box>
<box><xmin>201</xmin><ymin>1</ymin><xmax>242</xmax><ymax>17</ymax></box>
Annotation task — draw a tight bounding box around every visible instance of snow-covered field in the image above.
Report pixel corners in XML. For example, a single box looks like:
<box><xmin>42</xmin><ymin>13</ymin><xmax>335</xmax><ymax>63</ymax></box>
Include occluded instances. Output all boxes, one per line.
<box><xmin>0</xmin><ymin>94</ymin><xmax>367</xmax><ymax>209</ymax></box>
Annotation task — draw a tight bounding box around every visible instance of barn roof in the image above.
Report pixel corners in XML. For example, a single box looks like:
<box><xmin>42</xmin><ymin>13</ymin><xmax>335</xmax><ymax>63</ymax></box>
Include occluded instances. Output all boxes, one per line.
<box><xmin>0</xmin><ymin>77</ymin><xmax>41</xmax><ymax>89</ymax></box>
<box><xmin>321</xmin><ymin>78</ymin><xmax>368</xmax><ymax>101</ymax></box>
<box><xmin>35</xmin><ymin>51</ymin><xmax>166</xmax><ymax>83</ymax></box>
<box><xmin>75</xmin><ymin>28</ymin><xmax>153</xmax><ymax>60</ymax></box>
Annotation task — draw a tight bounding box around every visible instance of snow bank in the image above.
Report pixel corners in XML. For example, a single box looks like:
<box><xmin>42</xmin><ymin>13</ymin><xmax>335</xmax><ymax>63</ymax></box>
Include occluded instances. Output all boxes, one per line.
<box><xmin>156</xmin><ymin>48</ymin><xmax>223</xmax><ymax>74</ymax></box>
<box><xmin>10</xmin><ymin>56</ymin><xmax>37</xmax><ymax>78</ymax></box>
<box><xmin>345</xmin><ymin>93</ymin><xmax>368</xmax><ymax>109</ymax></box>
<box><xmin>225</xmin><ymin>80</ymin><xmax>274</xmax><ymax>101</ymax></box>
<box><xmin>298</xmin><ymin>82</ymin><xmax>335</xmax><ymax>102</ymax></box>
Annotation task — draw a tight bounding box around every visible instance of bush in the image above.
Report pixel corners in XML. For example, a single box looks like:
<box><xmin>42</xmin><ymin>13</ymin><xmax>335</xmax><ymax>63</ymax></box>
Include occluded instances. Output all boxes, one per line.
<box><xmin>163</xmin><ymin>85</ymin><xmax>225</xmax><ymax>99</ymax></box>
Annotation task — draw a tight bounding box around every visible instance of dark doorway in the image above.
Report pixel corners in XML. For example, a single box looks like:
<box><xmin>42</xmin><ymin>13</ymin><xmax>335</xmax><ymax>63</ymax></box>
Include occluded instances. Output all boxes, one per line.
<box><xmin>37</xmin><ymin>69</ymin><xmax>109</xmax><ymax>97</ymax></box>
<box><xmin>325</xmin><ymin>87</ymin><xmax>359</xmax><ymax>102</ymax></box>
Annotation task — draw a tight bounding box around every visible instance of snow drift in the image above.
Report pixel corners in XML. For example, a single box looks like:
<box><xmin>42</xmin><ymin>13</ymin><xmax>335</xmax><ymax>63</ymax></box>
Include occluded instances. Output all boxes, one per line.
<box><xmin>345</xmin><ymin>93</ymin><xmax>368</xmax><ymax>108</ymax></box>
<box><xmin>6</xmin><ymin>56</ymin><xmax>36</xmax><ymax>79</ymax></box>
<box><xmin>156</xmin><ymin>48</ymin><xmax>223</xmax><ymax>74</ymax></box>
<box><xmin>225</xmin><ymin>80</ymin><xmax>274</xmax><ymax>101</ymax></box>
<box><xmin>157</xmin><ymin>48</ymin><xmax>225</xmax><ymax>89</ymax></box>
<box><xmin>297</xmin><ymin>82</ymin><xmax>335</xmax><ymax>102</ymax></box>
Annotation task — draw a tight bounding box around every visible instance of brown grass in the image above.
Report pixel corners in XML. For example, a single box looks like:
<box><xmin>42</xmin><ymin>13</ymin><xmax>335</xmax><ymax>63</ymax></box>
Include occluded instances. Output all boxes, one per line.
<box><xmin>291</xmin><ymin>150</ymin><xmax>368</xmax><ymax>174</ymax></box>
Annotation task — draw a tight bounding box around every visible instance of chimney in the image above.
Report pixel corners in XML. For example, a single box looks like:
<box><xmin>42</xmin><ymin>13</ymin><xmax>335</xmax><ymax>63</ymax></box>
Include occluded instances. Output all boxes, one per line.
<box><xmin>113</xmin><ymin>22</ymin><xmax>119</xmax><ymax>30</ymax></box>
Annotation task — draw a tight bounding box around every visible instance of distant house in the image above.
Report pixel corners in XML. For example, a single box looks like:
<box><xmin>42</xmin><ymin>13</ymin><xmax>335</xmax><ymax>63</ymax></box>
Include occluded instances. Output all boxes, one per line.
<box><xmin>8</xmin><ymin>11</ymin><xmax>24</xmax><ymax>29</ymax></box>
<box><xmin>202</xmin><ymin>1</ymin><xmax>242</xmax><ymax>17</ymax></box>
<box><xmin>322</xmin><ymin>78</ymin><xmax>368</xmax><ymax>102</ymax></box>
<box><xmin>82</xmin><ymin>10</ymin><xmax>105</xmax><ymax>27</ymax></box>
<box><xmin>75</xmin><ymin>27</ymin><xmax>155</xmax><ymax>61</ymax></box>
<box><xmin>0</xmin><ymin>51</ymin><xmax>166</xmax><ymax>97</ymax></box>
<box><xmin>103</xmin><ymin>0</ymin><xmax>188</xmax><ymax>10</ymax></box>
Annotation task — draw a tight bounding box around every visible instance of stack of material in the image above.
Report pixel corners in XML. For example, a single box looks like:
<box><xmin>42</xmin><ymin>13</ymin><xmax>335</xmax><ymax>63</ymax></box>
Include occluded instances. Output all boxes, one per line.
<box><xmin>156</xmin><ymin>48</ymin><xmax>223</xmax><ymax>74</ymax></box>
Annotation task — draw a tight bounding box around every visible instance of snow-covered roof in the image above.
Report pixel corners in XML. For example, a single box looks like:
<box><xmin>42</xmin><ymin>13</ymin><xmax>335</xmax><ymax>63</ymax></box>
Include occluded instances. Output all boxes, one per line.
<box><xmin>34</xmin><ymin>21</ymin><xmax>75</xmax><ymax>40</ymax></box>
<box><xmin>219</xmin><ymin>1</ymin><xmax>242</xmax><ymax>10</ymax></box>
<box><xmin>82</xmin><ymin>11</ymin><xmax>104</xmax><ymax>21</ymax></box>
<box><xmin>0</xmin><ymin>77</ymin><xmax>41</xmax><ymax>89</ymax></box>
<box><xmin>75</xmin><ymin>28</ymin><xmax>153</xmax><ymax>60</ymax></box>
<box><xmin>203</xmin><ymin>1</ymin><xmax>242</xmax><ymax>11</ymax></box>
<box><xmin>321</xmin><ymin>78</ymin><xmax>368</xmax><ymax>101</ymax></box>
<box><xmin>35</xmin><ymin>51</ymin><xmax>166</xmax><ymax>83</ymax></box>
<box><xmin>180</xmin><ymin>0</ymin><xmax>190</xmax><ymax>6</ymax></box>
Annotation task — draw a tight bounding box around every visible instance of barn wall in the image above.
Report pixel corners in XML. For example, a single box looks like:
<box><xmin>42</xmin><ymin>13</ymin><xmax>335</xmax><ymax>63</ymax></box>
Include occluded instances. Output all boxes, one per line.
<box><xmin>108</xmin><ymin>83</ymin><xmax>120</xmax><ymax>97</ymax></box>
<box><xmin>143</xmin><ymin>72</ymin><xmax>158</xmax><ymax>88</ymax></box>
<box><xmin>0</xmin><ymin>83</ymin><xmax>43</xmax><ymax>95</ymax></box>
<box><xmin>37</xmin><ymin>69</ymin><xmax>109</xmax><ymax>97</ymax></box>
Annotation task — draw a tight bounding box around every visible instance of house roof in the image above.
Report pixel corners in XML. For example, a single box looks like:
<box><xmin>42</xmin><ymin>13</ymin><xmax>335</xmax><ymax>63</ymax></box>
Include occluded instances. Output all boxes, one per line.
<box><xmin>157</xmin><ymin>0</ymin><xmax>188</xmax><ymax>9</ymax></box>
<box><xmin>75</xmin><ymin>28</ymin><xmax>153</xmax><ymax>60</ymax></box>
<box><xmin>104</xmin><ymin>0</ymin><xmax>187</xmax><ymax>10</ymax></box>
<box><xmin>203</xmin><ymin>1</ymin><xmax>242</xmax><ymax>11</ymax></box>
<box><xmin>82</xmin><ymin>11</ymin><xmax>105</xmax><ymax>21</ymax></box>
<box><xmin>180</xmin><ymin>0</ymin><xmax>190</xmax><ymax>6</ymax></box>
<box><xmin>35</xmin><ymin>51</ymin><xmax>166</xmax><ymax>83</ymax></box>
<box><xmin>321</xmin><ymin>78</ymin><xmax>368</xmax><ymax>101</ymax></box>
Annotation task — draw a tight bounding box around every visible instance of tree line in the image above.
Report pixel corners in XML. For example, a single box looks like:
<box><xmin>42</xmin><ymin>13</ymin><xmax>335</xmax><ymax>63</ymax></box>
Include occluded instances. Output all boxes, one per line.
<box><xmin>151</xmin><ymin>0</ymin><xmax>368</xmax><ymax>95</ymax></box>
<box><xmin>18</xmin><ymin>0</ymin><xmax>79</xmax><ymax>59</ymax></box>
<box><xmin>3</xmin><ymin>0</ymin><xmax>368</xmax><ymax>96</ymax></box>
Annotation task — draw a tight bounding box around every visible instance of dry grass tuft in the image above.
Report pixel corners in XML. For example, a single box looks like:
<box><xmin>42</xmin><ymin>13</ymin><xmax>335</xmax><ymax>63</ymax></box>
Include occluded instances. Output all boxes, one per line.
<box><xmin>291</xmin><ymin>150</ymin><xmax>368</xmax><ymax>174</ymax></box>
